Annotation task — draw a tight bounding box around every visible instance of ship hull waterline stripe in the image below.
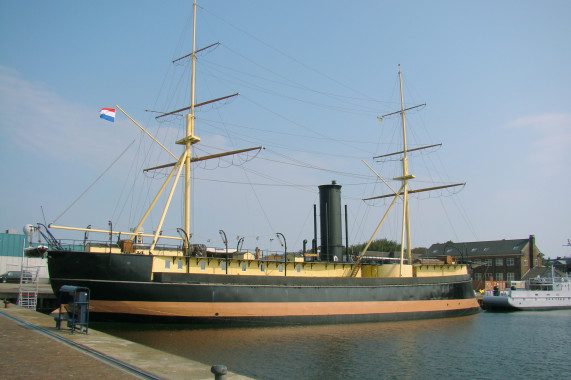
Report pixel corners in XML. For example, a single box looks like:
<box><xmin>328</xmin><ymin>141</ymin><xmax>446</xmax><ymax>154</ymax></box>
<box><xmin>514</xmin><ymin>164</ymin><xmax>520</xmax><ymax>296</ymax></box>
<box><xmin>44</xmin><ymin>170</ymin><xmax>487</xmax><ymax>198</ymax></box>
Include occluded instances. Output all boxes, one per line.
<box><xmin>90</xmin><ymin>299</ymin><xmax>480</xmax><ymax>317</ymax></box>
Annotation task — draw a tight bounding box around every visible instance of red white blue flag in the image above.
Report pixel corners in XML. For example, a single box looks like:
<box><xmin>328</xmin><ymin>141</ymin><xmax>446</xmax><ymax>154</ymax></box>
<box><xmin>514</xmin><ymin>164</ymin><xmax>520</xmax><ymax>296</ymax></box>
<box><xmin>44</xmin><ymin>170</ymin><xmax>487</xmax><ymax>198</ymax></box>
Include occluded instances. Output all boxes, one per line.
<box><xmin>100</xmin><ymin>108</ymin><xmax>116</xmax><ymax>122</ymax></box>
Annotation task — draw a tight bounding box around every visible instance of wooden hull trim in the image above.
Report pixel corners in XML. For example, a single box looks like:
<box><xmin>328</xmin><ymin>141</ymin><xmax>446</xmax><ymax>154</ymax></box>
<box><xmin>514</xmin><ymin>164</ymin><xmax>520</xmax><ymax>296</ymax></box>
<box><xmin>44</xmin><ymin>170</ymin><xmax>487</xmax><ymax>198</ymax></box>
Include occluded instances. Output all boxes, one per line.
<box><xmin>90</xmin><ymin>299</ymin><xmax>481</xmax><ymax>318</ymax></box>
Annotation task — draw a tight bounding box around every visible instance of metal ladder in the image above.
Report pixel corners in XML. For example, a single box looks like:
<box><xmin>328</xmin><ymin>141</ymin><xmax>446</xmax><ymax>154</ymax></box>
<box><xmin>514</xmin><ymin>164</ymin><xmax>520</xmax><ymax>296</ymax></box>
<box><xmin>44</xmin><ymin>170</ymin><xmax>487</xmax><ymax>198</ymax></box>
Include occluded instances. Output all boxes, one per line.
<box><xmin>17</xmin><ymin>266</ymin><xmax>40</xmax><ymax>310</ymax></box>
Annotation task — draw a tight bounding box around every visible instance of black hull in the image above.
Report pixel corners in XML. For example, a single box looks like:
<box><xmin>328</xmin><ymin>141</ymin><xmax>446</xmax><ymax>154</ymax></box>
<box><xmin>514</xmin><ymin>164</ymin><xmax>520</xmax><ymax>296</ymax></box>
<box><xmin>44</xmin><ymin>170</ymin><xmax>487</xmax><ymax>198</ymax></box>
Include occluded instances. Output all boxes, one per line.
<box><xmin>48</xmin><ymin>250</ymin><xmax>481</xmax><ymax>324</ymax></box>
<box><xmin>483</xmin><ymin>302</ymin><xmax>571</xmax><ymax>313</ymax></box>
<box><xmin>484</xmin><ymin>305</ymin><xmax>571</xmax><ymax>312</ymax></box>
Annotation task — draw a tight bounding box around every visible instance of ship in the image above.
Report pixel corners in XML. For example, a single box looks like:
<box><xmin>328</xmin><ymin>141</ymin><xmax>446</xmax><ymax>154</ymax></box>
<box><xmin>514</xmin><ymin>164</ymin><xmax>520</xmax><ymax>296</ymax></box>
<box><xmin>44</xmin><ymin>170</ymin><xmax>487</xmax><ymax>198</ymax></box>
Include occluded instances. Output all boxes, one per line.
<box><xmin>34</xmin><ymin>1</ymin><xmax>481</xmax><ymax>324</ymax></box>
<box><xmin>483</xmin><ymin>267</ymin><xmax>571</xmax><ymax>311</ymax></box>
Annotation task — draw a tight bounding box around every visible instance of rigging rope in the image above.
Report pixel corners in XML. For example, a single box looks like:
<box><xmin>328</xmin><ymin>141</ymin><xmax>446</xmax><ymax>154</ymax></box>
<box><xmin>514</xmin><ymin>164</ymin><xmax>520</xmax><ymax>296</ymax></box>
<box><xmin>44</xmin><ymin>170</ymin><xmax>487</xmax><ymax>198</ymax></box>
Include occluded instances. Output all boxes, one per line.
<box><xmin>199</xmin><ymin>4</ymin><xmax>381</xmax><ymax>103</ymax></box>
<box><xmin>51</xmin><ymin>140</ymin><xmax>135</xmax><ymax>224</ymax></box>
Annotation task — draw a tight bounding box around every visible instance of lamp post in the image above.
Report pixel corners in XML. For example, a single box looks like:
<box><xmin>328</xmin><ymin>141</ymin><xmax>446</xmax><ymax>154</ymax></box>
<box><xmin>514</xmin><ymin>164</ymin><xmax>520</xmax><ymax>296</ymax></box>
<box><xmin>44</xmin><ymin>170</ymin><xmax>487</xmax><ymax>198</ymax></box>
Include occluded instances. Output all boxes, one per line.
<box><xmin>237</xmin><ymin>236</ymin><xmax>244</xmax><ymax>252</ymax></box>
<box><xmin>219</xmin><ymin>230</ymin><xmax>228</xmax><ymax>274</ymax></box>
<box><xmin>276</xmin><ymin>232</ymin><xmax>287</xmax><ymax>276</ymax></box>
<box><xmin>177</xmin><ymin>228</ymin><xmax>192</xmax><ymax>256</ymax></box>
<box><xmin>108</xmin><ymin>221</ymin><xmax>113</xmax><ymax>253</ymax></box>
<box><xmin>443</xmin><ymin>242</ymin><xmax>466</xmax><ymax>264</ymax></box>
<box><xmin>83</xmin><ymin>225</ymin><xmax>91</xmax><ymax>246</ymax></box>
<box><xmin>443</xmin><ymin>242</ymin><xmax>476</xmax><ymax>285</ymax></box>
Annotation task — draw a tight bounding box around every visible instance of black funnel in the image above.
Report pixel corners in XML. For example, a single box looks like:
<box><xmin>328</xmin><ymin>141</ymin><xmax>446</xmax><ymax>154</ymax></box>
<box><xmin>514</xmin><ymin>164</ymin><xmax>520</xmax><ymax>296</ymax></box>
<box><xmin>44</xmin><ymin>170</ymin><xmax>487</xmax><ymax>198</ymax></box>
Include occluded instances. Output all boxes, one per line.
<box><xmin>319</xmin><ymin>181</ymin><xmax>342</xmax><ymax>261</ymax></box>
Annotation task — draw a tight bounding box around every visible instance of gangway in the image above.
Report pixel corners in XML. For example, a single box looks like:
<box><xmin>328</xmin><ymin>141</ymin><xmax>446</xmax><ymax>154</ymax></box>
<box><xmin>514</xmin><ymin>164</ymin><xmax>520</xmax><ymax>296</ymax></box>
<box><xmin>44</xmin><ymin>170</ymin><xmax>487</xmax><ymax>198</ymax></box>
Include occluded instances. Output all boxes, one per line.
<box><xmin>17</xmin><ymin>266</ymin><xmax>40</xmax><ymax>310</ymax></box>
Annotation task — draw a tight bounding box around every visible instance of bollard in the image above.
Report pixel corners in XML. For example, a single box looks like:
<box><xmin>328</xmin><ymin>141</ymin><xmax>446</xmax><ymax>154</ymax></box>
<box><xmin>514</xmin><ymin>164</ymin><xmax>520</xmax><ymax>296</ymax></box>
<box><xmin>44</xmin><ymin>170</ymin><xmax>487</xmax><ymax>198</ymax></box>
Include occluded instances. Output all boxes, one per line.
<box><xmin>211</xmin><ymin>365</ymin><xmax>227</xmax><ymax>380</ymax></box>
<box><xmin>3</xmin><ymin>300</ymin><xmax>9</xmax><ymax>308</ymax></box>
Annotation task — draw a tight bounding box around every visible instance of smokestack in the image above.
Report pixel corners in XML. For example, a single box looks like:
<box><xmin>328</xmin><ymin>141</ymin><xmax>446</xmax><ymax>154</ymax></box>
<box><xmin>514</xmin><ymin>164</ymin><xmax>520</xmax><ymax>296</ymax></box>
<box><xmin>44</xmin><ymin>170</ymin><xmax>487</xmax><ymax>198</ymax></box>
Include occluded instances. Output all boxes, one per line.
<box><xmin>529</xmin><ymin>235</ymin><xmax>535</xmax><ymax>269</ymax></box>
<box><xmin>313</xmin><ymin>204</ymin><xmax>318</xmax><ymax>256</ymax></box>
<box><xmin>319</xmin><ymin>181</ymin><xmax>342</xmax><ymax>262</ymax></box>
<box><xmin>345</xmin><ymin>204</ymin><xmax>349</xmax><ymax>262</ymax></box>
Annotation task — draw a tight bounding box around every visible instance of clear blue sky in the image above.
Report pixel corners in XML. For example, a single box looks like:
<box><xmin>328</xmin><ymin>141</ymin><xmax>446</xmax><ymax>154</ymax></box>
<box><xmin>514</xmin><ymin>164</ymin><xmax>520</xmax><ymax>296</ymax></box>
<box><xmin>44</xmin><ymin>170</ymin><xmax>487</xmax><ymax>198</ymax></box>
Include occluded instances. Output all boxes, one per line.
<box><xmin>1</xmin><ymin>1</ymin><xmax>570</xmax><ymax>258</ymax></box>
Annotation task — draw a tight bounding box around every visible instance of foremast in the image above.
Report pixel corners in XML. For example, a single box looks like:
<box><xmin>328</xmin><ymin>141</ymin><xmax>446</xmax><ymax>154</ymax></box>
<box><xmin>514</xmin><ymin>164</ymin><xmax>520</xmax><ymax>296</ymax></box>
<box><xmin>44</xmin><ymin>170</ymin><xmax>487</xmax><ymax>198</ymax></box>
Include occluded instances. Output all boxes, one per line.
<box><xmin>49</xmin><ymin>1</ymin><xmax>261</xmax><ymax>252</ymax></box>
<box><xmin>180</xmin><ymin>0</ymin><xmax>199</xmax><ymax>251</ymax></box>
<box><xmin>145</xmin><ymin>0</ymin><xmax>260</xmax><ymax>251</ymax></box>
<box><xmin>139</xmin><ymin>0</ymin><xmax>260</xmax><ymax>251</ymax></box>
<box><xmin>139</xmin><ymin>0</ymin><xmax>200</xmax><ymax>252</ymax></box>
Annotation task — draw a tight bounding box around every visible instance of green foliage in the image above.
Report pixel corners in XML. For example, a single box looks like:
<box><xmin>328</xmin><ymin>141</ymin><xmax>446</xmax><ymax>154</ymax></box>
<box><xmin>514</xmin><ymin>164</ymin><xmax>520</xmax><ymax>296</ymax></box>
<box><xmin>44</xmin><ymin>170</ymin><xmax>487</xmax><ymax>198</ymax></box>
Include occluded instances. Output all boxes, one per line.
<box><xmin>299</xmin><ymin>238</ymin><xmax>427</xmax><ymax>256</ymax></box>
<box><xmin>350</xmin><ymin>238</ymin><xmax>400</xmax><ymax>254</ymax></box>
<box><xmin>411</xmin><ymin>247</ymin><xmax>427</xmax><ymax>255</ymax></box>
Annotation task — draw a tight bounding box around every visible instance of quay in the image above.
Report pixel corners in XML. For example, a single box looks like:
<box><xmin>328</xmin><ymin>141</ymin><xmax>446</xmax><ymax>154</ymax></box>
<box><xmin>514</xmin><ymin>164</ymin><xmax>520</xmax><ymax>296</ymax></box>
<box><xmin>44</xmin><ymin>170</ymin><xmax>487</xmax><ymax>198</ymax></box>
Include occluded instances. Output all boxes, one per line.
<box><xmin>0</xmin><ymin>302</ymin><xmax>251</xmax><ymax>379</ymax></box>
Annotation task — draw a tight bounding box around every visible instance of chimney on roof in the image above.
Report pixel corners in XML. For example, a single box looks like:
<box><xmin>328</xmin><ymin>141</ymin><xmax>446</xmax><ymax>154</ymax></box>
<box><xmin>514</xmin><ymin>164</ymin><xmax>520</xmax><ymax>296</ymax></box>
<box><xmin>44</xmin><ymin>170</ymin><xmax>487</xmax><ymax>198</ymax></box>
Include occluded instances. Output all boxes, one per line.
<box><xmin>529</xmin><ymin>235</ymin><xmax>535</xmax><ymax>269</ymax></box>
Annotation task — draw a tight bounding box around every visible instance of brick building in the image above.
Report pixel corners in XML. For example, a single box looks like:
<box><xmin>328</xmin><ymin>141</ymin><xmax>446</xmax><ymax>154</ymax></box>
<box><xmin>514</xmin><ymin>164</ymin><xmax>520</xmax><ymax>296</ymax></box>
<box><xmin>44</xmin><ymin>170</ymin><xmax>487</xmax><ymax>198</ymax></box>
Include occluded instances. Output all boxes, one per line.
<box><xmin>425</xmin><ymin>235</ymin><xmax>542</xmax><ymax>290</ymax></box>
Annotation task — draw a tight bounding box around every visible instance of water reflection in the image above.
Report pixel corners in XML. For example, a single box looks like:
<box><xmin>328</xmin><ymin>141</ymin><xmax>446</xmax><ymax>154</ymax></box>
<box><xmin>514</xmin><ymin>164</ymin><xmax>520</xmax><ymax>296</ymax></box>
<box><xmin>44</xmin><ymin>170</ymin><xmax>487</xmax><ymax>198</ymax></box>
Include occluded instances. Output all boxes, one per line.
<box><xmin>95</xmin><ymin>315</ymin><xmax>479</xmax><ymax>379</ymax></box>
<box><xmin>94</xmin><ymin>311</ymin><xmax>571</xmax><ymax>379</ymax></box>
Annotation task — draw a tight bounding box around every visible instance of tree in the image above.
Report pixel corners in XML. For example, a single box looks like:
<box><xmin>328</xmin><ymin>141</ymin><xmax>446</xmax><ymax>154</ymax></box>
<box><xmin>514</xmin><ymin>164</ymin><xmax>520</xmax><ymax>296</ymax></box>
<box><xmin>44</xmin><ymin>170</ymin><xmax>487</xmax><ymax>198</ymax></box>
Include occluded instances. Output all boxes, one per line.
<box><xmin>350</xmin><ymin>238</ymin><xmax>400</xmax><ymax>254</ymax></box>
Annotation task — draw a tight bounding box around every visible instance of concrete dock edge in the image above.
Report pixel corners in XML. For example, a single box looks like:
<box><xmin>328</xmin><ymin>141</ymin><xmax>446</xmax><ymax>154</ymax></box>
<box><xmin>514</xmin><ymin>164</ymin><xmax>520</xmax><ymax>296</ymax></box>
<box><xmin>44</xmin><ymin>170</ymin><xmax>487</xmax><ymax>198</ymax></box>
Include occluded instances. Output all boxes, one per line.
<box><xmin>0</xmin><ymin>304</ymin><xmax>251</xmax><ymax>379</ymax></box>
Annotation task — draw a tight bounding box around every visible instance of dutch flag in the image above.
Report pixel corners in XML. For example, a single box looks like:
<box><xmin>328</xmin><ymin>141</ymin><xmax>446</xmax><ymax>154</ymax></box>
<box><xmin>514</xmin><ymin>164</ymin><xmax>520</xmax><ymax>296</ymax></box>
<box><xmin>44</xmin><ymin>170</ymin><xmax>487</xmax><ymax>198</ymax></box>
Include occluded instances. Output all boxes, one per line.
<box><xmin>100</xmin><ymin>107</ymin><xmax>116</xmax><ymax>122</ymax></box>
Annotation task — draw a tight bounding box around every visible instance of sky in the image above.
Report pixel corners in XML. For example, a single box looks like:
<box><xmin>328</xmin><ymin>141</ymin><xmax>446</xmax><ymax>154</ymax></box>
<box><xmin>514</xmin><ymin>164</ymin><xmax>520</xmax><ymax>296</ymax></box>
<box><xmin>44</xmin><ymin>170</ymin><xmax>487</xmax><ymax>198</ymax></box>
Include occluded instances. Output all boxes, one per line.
<box><xmin>1</xmin><ymin>0</ymin><xmax>570</xmax><ymax>259</ymax></box>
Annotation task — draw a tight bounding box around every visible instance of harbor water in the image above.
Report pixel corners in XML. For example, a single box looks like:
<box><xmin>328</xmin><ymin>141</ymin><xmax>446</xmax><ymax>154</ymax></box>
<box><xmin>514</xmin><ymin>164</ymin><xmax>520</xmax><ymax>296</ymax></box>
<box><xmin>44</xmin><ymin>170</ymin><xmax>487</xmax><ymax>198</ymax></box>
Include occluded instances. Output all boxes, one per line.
<box><xmin>94</xmin><ymin>310</ymin><xmax>571</xmax><ymax>379</ymax></box>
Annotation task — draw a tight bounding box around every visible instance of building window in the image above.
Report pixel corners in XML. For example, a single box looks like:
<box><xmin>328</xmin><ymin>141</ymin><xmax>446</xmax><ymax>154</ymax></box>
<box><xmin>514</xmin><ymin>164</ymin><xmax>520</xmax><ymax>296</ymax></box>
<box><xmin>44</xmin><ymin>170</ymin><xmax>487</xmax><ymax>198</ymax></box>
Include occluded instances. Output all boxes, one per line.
<box><xmin>261</xmin><ymin>263</ymin><xmax>265</xmax><ymax>272</ymax></box>
<box><xmin>296</xmin><ymin>265</ymin><xmax>301</xmax><ymax>273</ymax></box>
<box><xmin>221</xmin><ymin>262</ymin><xmax>226</xmax><ymax>272</ymax></box>
<box><xmin>485</xmin><ymin>259</ymin><xmax>492</xmax><ymax>266</ymax></box>
<box><xmin>484</xmin><ymin>247</ymin><xmax>490</xmax><ymax>252</ymax></box>
<box><xmin>177</xmin><ymin>260</ymin><xmax>183</xmax><ymax>270</ymax></box>
<box><xmin>506</xmin><ymin>258</ymin><xmax>514</xmax><ymax>266</ymax></box>
<box><xmin>495</xmin><ymin>258</ymin><xmax>503</xmax><ymax>266</ymax></box>
<box><xmin>242</xmin><ymin>262</ymin><xmax>247</xmax><ymax>272</ymax></box>
<box><xmin>165</xmin><ymin>260</ymin><xmax>171</xmax><ymax>269</ymax></box>
<box><xmin>471</xmin><ymin>248</ymin><xmax>478</xmax><ymax>253</ymax></box>
<box><xmin>200</xmin><ymin>261</ymin><xmax>206</xmax><ymax>271</ymax></box>
<box><xmin>496</xmin><ymin>273</ymin><xmax>504</xmax><ymax>281</ymax></box>
<box><xmin>507</xmin><ymin>272</ymin><xmax>515</xmax><ymax>281</ymax></box>
<box><xmin>279</xmin><ymin>264</ymin><xmax>283</xmax><ymax>273</ymax></box>
<box><xmin>474</xmin><ymin>273</ymin><xmax>481</xmax><ymax>281</ymax></box>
